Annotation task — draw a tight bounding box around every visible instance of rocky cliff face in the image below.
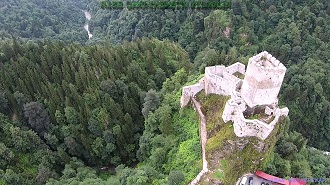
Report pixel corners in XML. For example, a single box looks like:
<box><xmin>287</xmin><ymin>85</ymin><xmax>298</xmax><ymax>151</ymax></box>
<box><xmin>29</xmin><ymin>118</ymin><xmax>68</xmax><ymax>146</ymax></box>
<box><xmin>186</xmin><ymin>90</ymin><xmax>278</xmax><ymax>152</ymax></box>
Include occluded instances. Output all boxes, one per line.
<box><xmin>194</xmin><ymin>91</ymin><xmax>289</xmax><ymax>185</ymax></box>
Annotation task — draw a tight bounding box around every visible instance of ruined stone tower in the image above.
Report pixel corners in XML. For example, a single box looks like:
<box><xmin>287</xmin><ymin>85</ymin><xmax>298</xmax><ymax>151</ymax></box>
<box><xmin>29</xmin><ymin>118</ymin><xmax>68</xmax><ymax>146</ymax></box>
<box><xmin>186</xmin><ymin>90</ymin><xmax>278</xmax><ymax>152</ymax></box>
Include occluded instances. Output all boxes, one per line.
<box><xmin>180</xmin><ymin>51</ymin><xmax>289</xmax><ymax>140</ymax></box>
<box><xmin>240</xmin><ymin>51</ymin><xmax>286</xmax><ymax>108</ymax></box>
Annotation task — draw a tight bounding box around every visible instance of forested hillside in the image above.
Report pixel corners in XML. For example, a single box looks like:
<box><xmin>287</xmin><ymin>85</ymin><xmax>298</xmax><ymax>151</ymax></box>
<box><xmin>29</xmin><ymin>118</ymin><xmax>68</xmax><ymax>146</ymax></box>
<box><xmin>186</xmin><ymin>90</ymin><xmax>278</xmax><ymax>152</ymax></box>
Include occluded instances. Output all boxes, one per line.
<box><xmin>0</xmin><ymin>0</ymin><xmax>90</xmax><ymax>42</ymax></box>
<box><xmin>86</xmin><ymin>0</ymin><xmax>330</xmax><ymax>150</ymax></box>
<box><xmin>0</xmin><ymin>0</ymin><xmax>330</xmax><ymax>184</ymax></box>
<box><xmin>0</xmin><ymin>38</ymin><xmax>187</xmax><ymax>166</ymax></box>
<box><xmin>0</xmin><ymin>38</ymin><xmax>204</xmax><ymax>184</ymax></box>
<box><xmin>86</xmin><ymin>1</ymin><xmax>330</xmax><ymax>151</ymax></box>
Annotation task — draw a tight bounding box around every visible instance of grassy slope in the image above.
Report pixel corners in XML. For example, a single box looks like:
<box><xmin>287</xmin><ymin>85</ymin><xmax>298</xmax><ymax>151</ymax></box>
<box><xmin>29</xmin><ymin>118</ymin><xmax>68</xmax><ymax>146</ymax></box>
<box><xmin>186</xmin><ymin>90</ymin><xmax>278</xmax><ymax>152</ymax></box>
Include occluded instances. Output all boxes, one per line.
<box><xmin>164</xmin><ymin>107</ymin><xmax>203</xmax><ymax>184</ymax></box>
<box><xmin>153</xmin><ymin>75</ymin><xmax>203</xmax><ymax>185</ymax></box>
<box><xmin>197</xmin><ymin>91</ymin><xmax>230</xmax><ymax>137</ymax></box>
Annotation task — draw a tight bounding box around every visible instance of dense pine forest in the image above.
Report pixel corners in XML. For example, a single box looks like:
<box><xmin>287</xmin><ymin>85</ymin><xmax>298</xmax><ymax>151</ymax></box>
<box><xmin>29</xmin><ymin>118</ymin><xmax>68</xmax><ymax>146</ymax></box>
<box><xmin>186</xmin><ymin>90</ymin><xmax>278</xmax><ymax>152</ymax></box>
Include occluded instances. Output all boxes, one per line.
<box><xmin>0</xmin><ymin>0</ymin><xmax>330</xmax><ymax>184</ymax></box>
<box><xmin>0</xmin><ymin>0</ymin><xmax>93</xmax><ymax>42</ymax></box>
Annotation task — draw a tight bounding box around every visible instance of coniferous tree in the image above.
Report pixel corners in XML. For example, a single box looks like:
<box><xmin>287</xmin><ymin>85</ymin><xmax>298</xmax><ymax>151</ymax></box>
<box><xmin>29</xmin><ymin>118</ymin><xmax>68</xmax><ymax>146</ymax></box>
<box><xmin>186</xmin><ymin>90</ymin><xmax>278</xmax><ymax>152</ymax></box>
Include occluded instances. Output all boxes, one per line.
<box><xmin>23</xmin><ymin>102</ymin><xmax>51</xmax><ymax>136</ymax></box>
<box><xmin>142</xmin><ymin>89</ymin><xmax>160</xmax><ymax>119</ymax></box>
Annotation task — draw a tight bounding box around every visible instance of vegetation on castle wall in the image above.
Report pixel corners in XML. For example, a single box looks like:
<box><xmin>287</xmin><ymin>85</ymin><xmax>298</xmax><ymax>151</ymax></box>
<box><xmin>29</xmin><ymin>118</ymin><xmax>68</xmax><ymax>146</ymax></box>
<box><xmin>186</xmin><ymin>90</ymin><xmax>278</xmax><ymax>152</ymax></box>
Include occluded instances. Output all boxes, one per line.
<box><xmin>163</xmin><ymin>107</ymin><xmax>202</xmax><ymax>184</ymax></box>
<box><xmin>215</xmin><ymin>118</ymin><xmax>288</xmax><ymax>185</ymax></box>
<box><xmin>198</xmin><ymin>92</ymin><xmax>289</xmax><ymax>185</ymax></box>
<box><xmin>196</xmin><ymin>91</ymin><xmax>230</xmax><ymax>135</ymax></box>
<box><xmin>184</xmin><ymin>74</ymin><xmax>205</xmax><ymax>87</ymax></box>
<box><xmin>206</xmin><ymin>123</ymin><xmax>236</xmax><ymax>153</ymax></box>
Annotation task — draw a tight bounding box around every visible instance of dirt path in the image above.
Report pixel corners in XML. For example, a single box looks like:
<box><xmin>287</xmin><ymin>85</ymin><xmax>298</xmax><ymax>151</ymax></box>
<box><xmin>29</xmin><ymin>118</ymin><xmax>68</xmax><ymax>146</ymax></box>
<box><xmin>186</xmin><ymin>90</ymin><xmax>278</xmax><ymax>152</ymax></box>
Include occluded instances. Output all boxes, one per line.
<box><xmin>189</xmin><ymin>97</ymin><xmax>208</xmax><ymax>185</ymax></box>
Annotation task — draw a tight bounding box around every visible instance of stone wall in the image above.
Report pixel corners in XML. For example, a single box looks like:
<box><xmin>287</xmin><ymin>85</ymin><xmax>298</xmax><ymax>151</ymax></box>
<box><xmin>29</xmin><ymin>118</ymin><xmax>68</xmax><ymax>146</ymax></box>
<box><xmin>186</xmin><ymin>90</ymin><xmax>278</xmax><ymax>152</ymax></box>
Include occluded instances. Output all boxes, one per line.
<box><xmin>232</xmin><ymin>107</ymin><xmax>289</xmax><ymax>140</ymax></box>
<box><xmin>180</xmin><ymin>80</ymin><xmax>204</xmax><ymax>107</ymax></box>
<box><xmin>221</xmin><ymin>81</ymin><xmax>289</xmax><ymax>140</ymax></box>
<box><xmin>206</xmin><ymin>65</ymin><xmax>226</xmax><ymax>76</ymax></box>
<box><xmin>225</xmin><ymin>62</ymin><xmax>245</xmax><ymax>75</ymax></box>
<box><xmin>222</xmin><ymin>97</ymin><xmax>288</xmax><ymax>140</ymax></box>
<box><xmin>181</xmin><ymin>63</ymin><xmax>246</xmax><ymax>108</ymax></box>
<box><xmin>204</xmin><ymin>63</ymin><xmax>244</xmax><ymax>96</ymax></box>
<box><xmin>233</xmin><ymin>113</ymin><xmax>273</xmax><ymax>140</ymax></box>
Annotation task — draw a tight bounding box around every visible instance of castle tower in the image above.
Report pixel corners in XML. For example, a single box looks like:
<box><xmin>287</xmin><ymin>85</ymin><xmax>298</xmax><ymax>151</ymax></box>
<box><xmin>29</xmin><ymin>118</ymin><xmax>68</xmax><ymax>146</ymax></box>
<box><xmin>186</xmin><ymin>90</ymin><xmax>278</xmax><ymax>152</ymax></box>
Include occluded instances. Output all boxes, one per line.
<box><xmin>241</xmin><ymin>51</ymin><xmax>286</xmax><ymax>107</ymax></box>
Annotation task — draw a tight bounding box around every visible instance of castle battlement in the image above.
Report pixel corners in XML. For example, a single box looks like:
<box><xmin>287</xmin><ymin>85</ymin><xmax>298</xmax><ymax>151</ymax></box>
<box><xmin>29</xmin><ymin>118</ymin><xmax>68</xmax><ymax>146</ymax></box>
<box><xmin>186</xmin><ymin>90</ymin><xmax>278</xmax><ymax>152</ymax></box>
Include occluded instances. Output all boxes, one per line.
<box><xmin>249</xmin><ymin>51</ymin><xmax>286</xmax><ymax>70</ymax></box>
<box><xmin>180</xmin><ymin>51</ymin><xmax>289</xmax><ymax>140</ymax></box>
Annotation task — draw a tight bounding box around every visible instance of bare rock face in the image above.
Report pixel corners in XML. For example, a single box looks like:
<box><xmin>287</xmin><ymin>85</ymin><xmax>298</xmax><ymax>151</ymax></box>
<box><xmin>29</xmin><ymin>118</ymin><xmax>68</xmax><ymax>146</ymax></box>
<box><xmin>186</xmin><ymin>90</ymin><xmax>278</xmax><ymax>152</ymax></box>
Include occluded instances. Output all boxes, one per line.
<box><xmin>210</xmin><ymin>179</ymin><xmax>223</xmax><ymax>185</ymax></box>
<box><xmin>208</xmin><ymin>136</ymin><xmax>269</xmax><ymax>170</ymax></box>
<box><xmin>227</xmin><ymin>139</ymin><xmax>250</xmax><ymax>151</ymax></box>
<box><xmin>208</xmin><ymin>138</ymin><xmax>249</xmax><ymax>168</ymax></box>
<box><xmin>252</xmin><ymin>140</ymin><xmax>265</xmax><ymax>153</ymax></box>
<box><xmin>208</xmin><ymin>143</ymin><xmax>231</xmax><ymax>168</ymax></box>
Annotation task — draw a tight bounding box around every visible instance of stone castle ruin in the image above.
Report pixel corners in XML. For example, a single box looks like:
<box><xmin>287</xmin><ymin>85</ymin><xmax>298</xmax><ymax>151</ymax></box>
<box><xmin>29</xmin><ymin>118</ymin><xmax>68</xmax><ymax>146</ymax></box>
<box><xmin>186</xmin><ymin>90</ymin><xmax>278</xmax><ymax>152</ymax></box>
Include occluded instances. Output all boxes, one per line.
<box><xmin>180</xmin><ymin>51</ymin><xmax>289</xmax><ymax>140</ymax></box>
